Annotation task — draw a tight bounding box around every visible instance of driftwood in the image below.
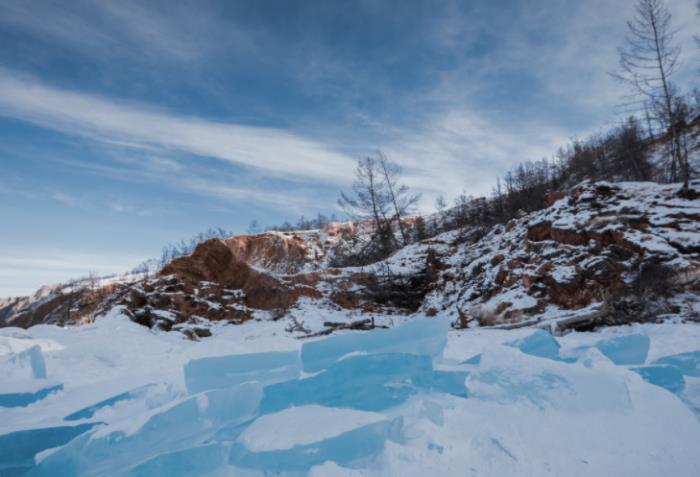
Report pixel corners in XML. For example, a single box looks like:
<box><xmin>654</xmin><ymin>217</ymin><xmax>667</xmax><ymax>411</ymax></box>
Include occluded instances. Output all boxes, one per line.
<box><xmin>481</xmin><ymin>307</ymin><xmax>605</xmax><ymax>334</ymax></box>
<box><xmin>545</xmin><ymin>308</ymin><xmax>605</xmax><ymax>335</ymax></box>
<box><xmin>299</xmin><ymin>318</ymin><xmax>388</xmax><ymax>339</ymax></box>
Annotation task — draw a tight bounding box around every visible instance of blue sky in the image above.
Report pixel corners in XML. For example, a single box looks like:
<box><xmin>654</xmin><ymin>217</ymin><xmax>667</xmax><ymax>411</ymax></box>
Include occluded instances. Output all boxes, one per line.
<box><xmin>0</xmin><ymin>0</ymin><xmax>698</xmax><ymax>297</ymax></box>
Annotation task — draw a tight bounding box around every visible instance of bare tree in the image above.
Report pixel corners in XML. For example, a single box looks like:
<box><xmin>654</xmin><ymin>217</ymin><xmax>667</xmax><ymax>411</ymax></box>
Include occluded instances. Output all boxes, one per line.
<box><xmin>696</xmin><ymin>2</ymin><xmax>700</xmax><ymax>47</ymax></box>
<box><xmin>338</xmin><ymin>156</ymin><xmax>395</xmax><ymax>258</ymax></box>
<box><xmin>614</xmin><ymin>0</ymin><xmax>689</xmax><ymax>191</ymax></box>
<box><xmin>376</xmin><ymin>152</ymin><xmax>420</xmax><ymax>246</ymax></box>
<box><xmin>338</xmin><ymin>153</ymin><xmax>419</xmax><ymax>261</ymax></box>
<box><xmin>435</xmin><ymin>195</ymin><xmax>447</xmax><ymax>212</ymax></box>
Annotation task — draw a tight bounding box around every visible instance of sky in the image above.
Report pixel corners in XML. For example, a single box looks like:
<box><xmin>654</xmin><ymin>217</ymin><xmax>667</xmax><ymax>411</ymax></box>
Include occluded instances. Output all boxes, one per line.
<box><xmin>0</xmin><ymin>0</ymin><xmax>698</xmax><ymax>297</ymax></box>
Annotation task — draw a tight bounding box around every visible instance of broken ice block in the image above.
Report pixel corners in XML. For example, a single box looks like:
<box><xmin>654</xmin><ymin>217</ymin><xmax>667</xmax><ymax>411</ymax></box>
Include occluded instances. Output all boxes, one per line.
<box><xmin>0</xmin><ymin>344</ymin><xmax>62</xmax><ymax>408</ymax></box>
<box><xmin>230</xmin><ymin>405</ymin><xmax>399</xmax><ymax>472</ymax></box>
<box><xmin>506</xmin><ymin>330</ymin><xmax>562</xmax><ymax>361</ymax></box>
<box><xmin>184</xmin><ymin>350</ymin><xmax>300</xmax><ymax>394</ymax></box>
<box><xmin>27</xmin><ymin>383</ymin><xmax>262</xmax><ymax>477</ymax></box>
<box><xmin>64</xmin><ymin>384</ymin><xmax>171</xmax><ymax>421</ymax></box>
<box><xmin>120</xmin><ymin>443</ymin><xmax>227</xmax><ymax>477</ymax></box>
<box><xmin>0</xmin><ymin>423</ymin><xmax>97</xmax><ymax>477</ymax></box>
<box><xmin>653</xmin><ymin>350</ymin><xmax>700</xmax><ymax>377</ymax></box>
<box><xmin>262</xmin><ymin>353</ymin><xmax>466</xmax><ymax>414</ymax></box>
<box><xmin>632</xmin><ymin>365</ymin><xmax>686</xmax><ymax>394</ymax></box>
<box><xmin>467</xmin><ymin>346</ymin><xmax>631</xmax><ymax>412</ymax></box>
<box><xmin>0</xmin><ymin>382</ymin><xmax>63</xmax><ymax>408</ymax></box>
<box><xmin>431</xmin><ymin>369</ymin><xmax>469</xmax><ymax>397</ymax></box>
<box><xmin>460</xmin><ymin>354</ymin><xmax>482</xmax><ymax>365</ymax></box>
<box><xmin>301</xmin><ymin>317</ymin><xmax>450</xmax><ymax>373</ymax></box>
<box><xmin>594</xmin><ymin>334</ymin><xmax>649</xmax><ymax>365</ymax></box>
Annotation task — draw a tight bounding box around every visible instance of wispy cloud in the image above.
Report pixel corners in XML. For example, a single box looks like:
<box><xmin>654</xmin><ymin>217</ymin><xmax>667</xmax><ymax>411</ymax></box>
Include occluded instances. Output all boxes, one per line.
<box><xmin>0</xmin><ymin>69</ymin><xmax>357</xmax><ymax>183</ymax></box>
<box><xmin>0</xmin><ymin>249</ymin><xmax>147</xmax><ymax>298</ymax></box>
<box><xmin>383</xmin><ymin>108</ymin><xmax>572</xmax><ymax>206</ymax></box>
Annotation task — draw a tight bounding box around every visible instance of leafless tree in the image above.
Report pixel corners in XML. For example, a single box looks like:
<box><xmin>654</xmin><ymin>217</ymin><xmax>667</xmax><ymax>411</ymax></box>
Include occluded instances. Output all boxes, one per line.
<box><xmin>435</xmin><ymin>195</ymin><xmax>447</xmax><ymax>212</ymax></box>
<box><xmin>376</xmin><ymin>151</ymin><xmax>420</xmax><ymax>246</ymax></box>
<box><xmin>338</xmin><ymin>153</ymin><xmax>419</xmax><ymax>261</ymax></box>
<box><xmin>338</xmin><ymin>155</ymin><xmax>395</xmax><ymax>258</ymax></box>
<box><xmin>696</xmin><ymin>2</ymin><xmax>700</xmax><ymax>47</ymax></box>
<box><xmin>613</xmin><ymin>0</ymin><xmax>689</xmax><ymax>191</ymax></box>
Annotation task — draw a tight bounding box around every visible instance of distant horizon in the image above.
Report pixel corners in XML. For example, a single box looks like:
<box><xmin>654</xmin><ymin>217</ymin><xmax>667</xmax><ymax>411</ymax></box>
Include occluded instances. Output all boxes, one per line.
<box><xmin>1</xmin><ymin>0</ymin><xmax>698</xmax><ymax>297</ymax></box>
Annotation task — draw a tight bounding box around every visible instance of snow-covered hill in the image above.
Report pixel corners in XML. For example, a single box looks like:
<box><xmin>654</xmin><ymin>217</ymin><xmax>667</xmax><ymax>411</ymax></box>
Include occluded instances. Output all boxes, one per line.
<box><xmin>2</xmin><ymin>180</ymin><xmax>699</xmax><ymax>338</ymax></box>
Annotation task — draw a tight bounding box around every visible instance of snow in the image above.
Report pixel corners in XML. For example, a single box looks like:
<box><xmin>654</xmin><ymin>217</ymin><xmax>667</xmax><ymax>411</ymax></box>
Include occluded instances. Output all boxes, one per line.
<box><xmin>1</xmin><ymin>311</ymin><xmax>700</xmax><ymax>475</ymax></box>
<box><xmin>300</xmin><ymin>316</ymin><xmax>450</xmax><ymax>373</ymax></box>
<box><xmin>238</xmin><ymin>405</ymin><xmax>388</xmax><ymax>452</ymax></box>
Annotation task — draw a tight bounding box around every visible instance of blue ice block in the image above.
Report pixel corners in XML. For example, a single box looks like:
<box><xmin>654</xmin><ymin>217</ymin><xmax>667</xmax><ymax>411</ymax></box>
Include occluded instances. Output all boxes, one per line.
<box><xmin>262</xmin><ymin>353</ymin><xmax>467</xmax><ymax>414</ymax></box>
<box><xmin>184</xmin><ymin>350</ymin><xmax>300</xmax><ymax>394</ymax></box>
<box><xmin>632</xmin><ymin>365</ymin><xmax>686</xmax><ymax>394</ymax></box>
<box><xmin>27</xmin><ymin>383</ymin><xmax>262</xmax><ymax>477</ymax></box>
<box><xmin>120</xmin><ymin>443</ymin><xmax>226</xmax><ymax>477</ymax></box>
<box><xmin>65</xmin><ymin>384</ymin><xmax>160</xmax><ymax>421</ymax></box>
<box><xmin>0</xmin><ymin>383</ymin><xmax>63</xmax><ymax>408</ymax></box>
<box><xmin>594</xmin><ymin>334</ymin><xmax>649</xmax><ymax>365</ymax></box>
<box><xmin>0</xmin><ymin>423</ymin><xmax>97</xmax><ymax>477</ymax></box>
<box><xmin>507</xmin><ymin>330</ymin><xmax>562</xmax><ymax>361</ymax></box>
<box><xmin>301</xmin><ymin>317</ymin><xmax>450</xmax><ymax>373</ymax></box>
<box><xmin>653</xmin><ymin>350</ymin><xmax>700</xmax><ymax>377</ymax></box>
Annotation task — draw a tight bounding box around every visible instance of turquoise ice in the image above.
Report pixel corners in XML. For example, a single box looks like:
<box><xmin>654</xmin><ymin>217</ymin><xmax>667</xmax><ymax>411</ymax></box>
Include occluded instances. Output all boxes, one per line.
<box><xmin>184</xmin><ymin>350</ymin><xmax>300</xmax><ymax>394</ymax></box>
<box><xmin>301</xmin><ymin>317</ymin><xmax>450</xmax><ymax>373</ymax></box>
<box><xmin>261</xmin><ymin>353</ymin><xmax>468</xmax><ymax>414</ymax></box>
<box><xmin>0</xmin><ymin>423</ymin><xmax>97</xmax><ymax>477</ymax></box>
<box><xmin>27</xmin><ymin>383</ymin><xmax>262</xmax><ymax>477</ymax></box>
<box><xmin>595</xmin><ymin>334</ymin><xmax>649</xmax><ymax>365</ymax></box>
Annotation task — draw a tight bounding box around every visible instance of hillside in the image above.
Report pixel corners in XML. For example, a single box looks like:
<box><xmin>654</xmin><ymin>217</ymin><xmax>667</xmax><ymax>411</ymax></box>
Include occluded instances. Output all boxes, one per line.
<box><xmin>2</xmin><ymin>179</ymin><xmax>699</xmax><ymax>339</ymax></box>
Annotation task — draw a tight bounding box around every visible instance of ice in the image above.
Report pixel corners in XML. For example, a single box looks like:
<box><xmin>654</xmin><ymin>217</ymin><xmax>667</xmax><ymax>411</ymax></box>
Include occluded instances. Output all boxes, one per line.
<box><xmin>653</xmin><ymin>350</ymin><xmax>700</xmax><ymax>377</ymax></box>
<box><xmin>184</xmin><ymin>350</ymin><xmax>300</xmax><ymax>394</ymax></box>
<box><xmin>506</xmin><ymin>330</ymin><xmax>562</xmax><ymax>361</ymax></box>
<box><xmin>630</xmin><ymin>350</ymin><xmax>700</xmax><ymax>396</ymax></box>
<box><xmin>632</xmin><ymin>365</ymin><xmax>686</xmax><ymax>394</ymax></box>
<box><xmin>261</xmin><ymin>353</ymin><xmax>468</xmax><ymax>414</ymax></box>
<box><xmin>460</xmin><ymin>353</ymin><xmax>481</xmax><ymax>365</ymax></box>
<box><xmin>230</xmin><ymin>405</ymin><xmax>399</xmax><ymax>472</ymax></box>
<box><xmin>64</xmin><ymin>383</ymin><xmax>168</xmax><ymax>421</ymax></box>
<box><xmin>119</xmin><ymin>443</ymin><xmax>227</xmax><ymax>477</ymax></box>
<box><xmin>0</xmin><ymin>424</ymin><xmax>97</xmax><ymax>477</ymax></box>
<box><xmin>27</xmin><ymin>383</ymin><xmax>262</xmax><ymax>477</ymax></box>
<box><xmin>3</xmin><ymin>312</ymin><xmax>700</xmax><ymax>476</ymax></box>
<box><xmin>0</xmin><ymin>382</ymin><xmax>63</xmax><ymax>408</ymax></box>
<box><xmin>467</xmin><ymin>346</ymin><xmax>632</xmax><ymax>413</ymax></box>
<box><xmin>594</xmin><ymin>334</ymin><xmax>649</xmax><ymax>365</ymax></box>
<box><xmin>301</xmin><ymin>317</ymin><xmax>450</xmax><ymax>373</ymax></box>
<box><xmin>0</xmin><ymin>343</ymin><xmax>64</xmax><ymax>407</ymax></box>
<box><xmin>2</xmin><ymin>345</ymin><xmax>48</xmax><ymax>379</ymax></box>
<box><xmin>0</xmin><ymin>345</ymin><xmax>49</xmax><ymax>386</ymax></box>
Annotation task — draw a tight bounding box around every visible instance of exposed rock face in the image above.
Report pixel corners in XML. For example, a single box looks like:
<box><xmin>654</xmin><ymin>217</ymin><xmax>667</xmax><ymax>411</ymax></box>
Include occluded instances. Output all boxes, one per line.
<box><xmin>223</xmin><ymin>234</ymin><xmax>315</xmax><ymax>275</ymax></box>
<box><xmin>1</xmin><ymin>284</ymin><xmax>119</xmax><ymax>329</ymax></box>
<box><xmin>164</xmin><ymin>238</ymin><xmax>322</xmax><ymax>310</ymax></box>
<box><xmin>220</xmin><ymin>222</ymin><xmax>359</xmax><ymax>275</ymax></box>
<box><xmin>425</xmin><ymin>180</ymin><xmax>700</xmax><ymax>325</ymax></box>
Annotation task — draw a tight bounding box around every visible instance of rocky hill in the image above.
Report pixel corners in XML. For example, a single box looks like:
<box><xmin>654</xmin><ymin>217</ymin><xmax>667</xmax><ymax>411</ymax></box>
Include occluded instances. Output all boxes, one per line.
<box><xmin>424</xmin><ymin>181</ymin><xmax>700</xmax><ymax>330</ymax></box>
<box><xmin>2</xmin><ymin>180</ymin><xmax>699</xmax><ymax>337</ymax></box>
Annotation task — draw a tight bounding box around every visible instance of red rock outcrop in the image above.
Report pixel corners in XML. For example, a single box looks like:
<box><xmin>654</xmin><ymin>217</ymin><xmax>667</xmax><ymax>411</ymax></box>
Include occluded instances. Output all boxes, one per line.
<box><xmin>162</xmin><ymin>239</ymin><xmax>320</xmax><ymax>310</ymax></box>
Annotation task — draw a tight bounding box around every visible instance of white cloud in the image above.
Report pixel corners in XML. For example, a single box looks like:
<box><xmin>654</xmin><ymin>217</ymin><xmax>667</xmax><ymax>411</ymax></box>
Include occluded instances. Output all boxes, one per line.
<box><xmin>382</xmin><ymin>108</ymin><xmax>571</xmax><ymax>207</ymax></box>
<box><xmin>0</xmin><ymin>69</ymin><xmax>357</xmax><ymax>184</ymax></box>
